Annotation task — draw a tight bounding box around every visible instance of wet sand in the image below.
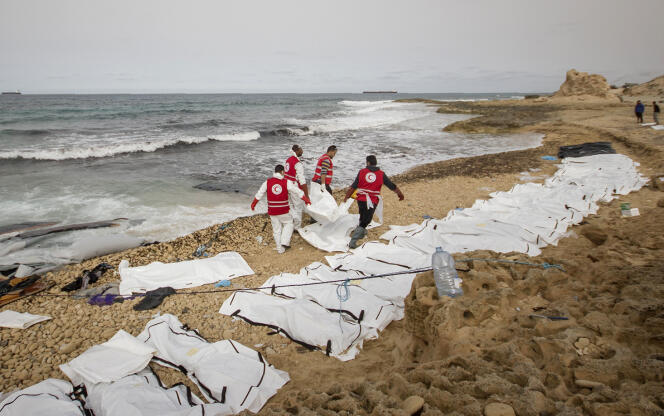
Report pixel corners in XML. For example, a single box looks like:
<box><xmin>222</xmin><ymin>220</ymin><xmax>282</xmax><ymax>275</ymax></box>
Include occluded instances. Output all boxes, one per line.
<box><xmin>2</xmin><ymin>98</ymin><xmax>663</xmax><ymax>415</ymax></box>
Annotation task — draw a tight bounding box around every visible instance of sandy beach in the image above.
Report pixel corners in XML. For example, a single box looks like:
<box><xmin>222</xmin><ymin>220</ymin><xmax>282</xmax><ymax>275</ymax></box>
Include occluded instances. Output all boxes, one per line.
<box><xmin>2</xmin><ymin>97</ymin><xmax>664</xmax><ymax>415</ymax></box>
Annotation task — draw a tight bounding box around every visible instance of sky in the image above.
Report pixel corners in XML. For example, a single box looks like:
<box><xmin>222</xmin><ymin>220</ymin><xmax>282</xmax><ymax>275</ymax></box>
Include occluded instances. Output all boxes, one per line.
<box><xmin>1</xmin><ymin>0</ymin><xmax>662</xmax><ymax>94</ymax></box>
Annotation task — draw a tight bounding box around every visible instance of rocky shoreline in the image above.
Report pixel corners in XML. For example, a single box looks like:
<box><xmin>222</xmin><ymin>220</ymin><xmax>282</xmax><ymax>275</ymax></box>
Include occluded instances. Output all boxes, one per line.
<box><xmin>2</xmin><ymin>96</ymin><xmax>664</xmax><ymax>415</ymax></box>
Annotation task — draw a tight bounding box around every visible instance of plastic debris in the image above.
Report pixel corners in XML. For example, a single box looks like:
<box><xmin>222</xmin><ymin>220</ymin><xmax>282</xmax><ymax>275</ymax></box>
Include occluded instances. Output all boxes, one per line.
<box><xmin>529</xmin><ymin>314</ymin><xmax>568</xmax><ymax>321</ymax></box>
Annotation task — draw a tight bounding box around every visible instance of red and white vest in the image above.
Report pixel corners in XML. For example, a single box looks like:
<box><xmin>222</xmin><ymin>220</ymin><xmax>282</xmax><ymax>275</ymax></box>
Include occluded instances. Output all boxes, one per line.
<box><xmin>356</xmin><ymin>168</ymin><xmax>384</xmax><ymax>205</ymax></box>
<box><xmin>266</xmin><ymin>177</ymin><xmax>290</xmax><ymax>215</ymax></box>
<box><xmin>284</xmin><ymin>155</ymin><xmax>300</xmax><ymax>184</ymax></box>
<box><xmin>312</xmin><ymin>154</ymin><xmax>333</xmax><ymax>185</ymax></box>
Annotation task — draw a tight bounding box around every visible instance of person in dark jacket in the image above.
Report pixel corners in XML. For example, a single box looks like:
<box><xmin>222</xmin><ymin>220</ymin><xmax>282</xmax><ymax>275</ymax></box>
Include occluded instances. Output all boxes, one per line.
<box><xmin>653</xmin><ymin>101</ymin><xmax>660</xmax><ymax>125</ymax></box>
<box><xmin>635</xmin><ymin>100</ymin><xmax>645</xmax><ymax>123</ymax></box>
<box><xmin>344</xmin><ymin>155</ymin><xmax>404</xmax><ymax>249</ymax></box>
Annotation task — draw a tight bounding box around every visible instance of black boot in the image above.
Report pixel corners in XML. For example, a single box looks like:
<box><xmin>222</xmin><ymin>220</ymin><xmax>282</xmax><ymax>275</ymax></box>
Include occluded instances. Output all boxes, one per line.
<box><xmin>349</xmin><ymin>226</ymin><xmax>366</xmax><ymax>249</ymax></box>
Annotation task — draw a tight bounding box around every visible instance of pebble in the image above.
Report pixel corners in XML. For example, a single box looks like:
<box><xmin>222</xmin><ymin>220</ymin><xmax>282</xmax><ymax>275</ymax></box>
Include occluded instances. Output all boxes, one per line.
<box><xmin>59</xmin><ymin>342</ymin><xmax>80</xmax><ymax>354</ymax></box>
<box><xmin>484</xmin><ymin>403</ymin><xmax>515</xmax><ymax>416</ymax></box>
<box><xmin>402</xmin><ymin>395</ymin><xmax>425</xmax><ymax>415</ymax></box>
<box><xmin>575</xmin><ymin>379</ymin><xmax>604</xmax><ymax>389</ymax></box>
<box><xmin>574</xmin><ymin>337</ymin><xmax>590</xmax><ymax>348</ymax></box>
<box><xmin>101</xmin><ymin>328</ymin><xmax>116</xmax><ymax>339</ymax></box>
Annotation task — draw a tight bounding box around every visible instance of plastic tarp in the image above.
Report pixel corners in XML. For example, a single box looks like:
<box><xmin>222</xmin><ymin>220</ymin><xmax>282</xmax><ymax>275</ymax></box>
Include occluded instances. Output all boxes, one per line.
<box><xmin>557</xmin><ymin>141</ymin><xmax>615</xmax><ymax>159</ymax></box>
<box><xmin>299</xmin><ymin>261</ymin><xmax>413</xmax><ymax>307</ymax></box>
<box><xmin>137</xmin><ymin>314</ymin><xmax>289</xmax><ymax>413</ymax></box>
<box><xmin>83</xmin><ymin>368</ymin><xmax>209</xmax><ymax>416</ymax></box>
<box><xmin>297</xmin><ymin>212</ymin><xmax>360</xmax><ymax>253</ymax></box>
<box><xmin>304</xmin><ymin>182</ymin><xmax>353</xmax><ymax>224</ymax></box>
<box><xmin>381</xmin><ymin>154</ymin><xmax>647</xmax><ymax>256</ymax></box>
<box><xmin>119</xmin><ymin>252</ymin><xmax>254</xmax><ymax>295</ymax></box>
<box><xmin>0</xmin><ymin>378</ymin><xmax>85</xmax><ymax>416</ymax></box>
<box><xmin>0</xmin><ymin>310</ymin><xmax>51</xmax><ymax>329</ymax></box>
<box><xmin>260</xmin><ymin>272</ymin><xmax>402</xmax><ymax>332</ymax></box>
<box><xmin>298</xmin><ymin>205</ymin><xmax>381</xmax><ymax>253</ymax></box>
<box><xmin>299</xmin><ymin>181</ymin><xmax>383</xmax><ymax>252</ymax></box>
<box><xmin>59</xmin><ymin>330</ymin><xmax>156</xmax><ymax>386</ymax></box>
<box><xmin>220</xmin><ymin>291</ymin><xmax>366</xmax><ymax>361</ymax></box>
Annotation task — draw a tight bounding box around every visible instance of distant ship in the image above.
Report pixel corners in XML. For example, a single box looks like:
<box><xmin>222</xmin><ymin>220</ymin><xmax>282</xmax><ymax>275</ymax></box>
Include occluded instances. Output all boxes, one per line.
<box><xmin>1</xmin><ymin>91</ymin><xmax>21</xmax><ymax>95</ymax></box>
<box><xmin>363</xmin><ymin>91</ymin><xmax>397</xmax><ymax>94</ymax></box>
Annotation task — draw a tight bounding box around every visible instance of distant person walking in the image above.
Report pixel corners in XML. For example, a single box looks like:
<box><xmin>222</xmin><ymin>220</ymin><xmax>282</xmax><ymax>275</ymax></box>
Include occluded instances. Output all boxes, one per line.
<box><xmin>284</xmin><ymin>144</ymin><xmax>309</xmax><ymax>229</ymax></box>
<box><xmin>344</xmin><ymin>155</ymin><xmax>404</xmax><ymax>249</ymax></box>
<box><xmin>312</xmin><ymin>145</ymin><xmax>337</xmax><ymax>194</ymax></box>
<box><xmin>635</xmin><ymin>100</ymin><xmax>645</xmax><ymax>123</ymax></box>
<box><xmin>251</xmin><ymin>165</ymin><xmax>311</xmax><ymax>254</ymax></box>
<box><xmin>653</xmin><ymin>101</ymin><xmax>660</xmax><ymax>125</ymax></box>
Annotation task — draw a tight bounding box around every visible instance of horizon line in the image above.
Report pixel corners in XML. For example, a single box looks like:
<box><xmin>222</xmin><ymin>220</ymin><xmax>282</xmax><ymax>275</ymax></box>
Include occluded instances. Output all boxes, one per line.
<box><xmin>2</xmin><ymin>91</ymin><xmax>551</xmax><ymax>95</ymax></box>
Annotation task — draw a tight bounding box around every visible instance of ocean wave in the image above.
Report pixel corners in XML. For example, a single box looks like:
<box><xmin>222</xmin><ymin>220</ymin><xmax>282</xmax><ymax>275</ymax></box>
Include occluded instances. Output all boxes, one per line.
<box><xmin>259</xmin><ymin>126</ymin><xmax>312</xmax><ymax>137</ymax></box>
<box><xmin>208</xmin><ymin>131</ymin><xmax>260</xmax><ymax>142</ymax></box>
<box><xmin>160</xmin><ymin>118</ymin><xmax>229</xmax><ymax>130</ymax></box>
<box><xmin>283</xmin><ymin>100</ymin><xmax>427</xmax><ymax>134</ymax></box>
<box><xmin>0</xmin><ymin>131</ymin><xmax>260</xmax><ymax>161</ymax></box>
<box><xmin>0</xmin><ymin>128</ymin><xmax>53</xmax><ymax>136</ymax></box>
<box><xmin>338</xmin><ymin>100</ymin><xmax>394</xmax><ymax>107</ymax></box>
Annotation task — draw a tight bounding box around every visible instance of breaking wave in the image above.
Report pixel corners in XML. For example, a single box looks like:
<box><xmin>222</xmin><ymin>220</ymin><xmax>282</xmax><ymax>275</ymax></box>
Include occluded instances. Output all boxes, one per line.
<box><xmin>0</xmin><ymin>131</ymin><xmax>260</xmax><ymax>161</ymax></box>
<box><xmin>282</xmin><ymin>100</ymin><xmax>428</xmax><ymax>135</ymax></box>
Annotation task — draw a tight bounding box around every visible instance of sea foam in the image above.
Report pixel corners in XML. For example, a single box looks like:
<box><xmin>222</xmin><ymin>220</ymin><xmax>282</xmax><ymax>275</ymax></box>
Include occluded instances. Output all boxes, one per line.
<box><xmin>0</xmin><ymin>131</ymin><xmax>260</xmax><ymax>161</ymax></box>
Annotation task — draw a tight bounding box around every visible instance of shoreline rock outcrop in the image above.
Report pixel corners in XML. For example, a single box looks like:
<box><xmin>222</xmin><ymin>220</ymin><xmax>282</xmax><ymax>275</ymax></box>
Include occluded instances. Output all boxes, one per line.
<box><xmin>553</xmin><ymin>69</ymin><xmax>616</xmax><ymax>100</ymax></box>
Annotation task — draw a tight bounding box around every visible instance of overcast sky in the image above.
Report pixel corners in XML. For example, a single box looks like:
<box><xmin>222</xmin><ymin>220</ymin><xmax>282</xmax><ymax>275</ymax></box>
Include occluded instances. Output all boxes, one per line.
<box><xmin>1</xmin><ymin>0</ymin><xmax>662</xmax><ymax>94</ymax></box>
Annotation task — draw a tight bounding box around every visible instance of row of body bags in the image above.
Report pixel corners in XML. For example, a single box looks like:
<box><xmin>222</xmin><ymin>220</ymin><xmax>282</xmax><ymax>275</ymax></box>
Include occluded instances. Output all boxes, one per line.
<box><xmin>0</xmin><ymin>314</ymin><xmax>289</xmax><ymax>416</ymax></box>
<box><xmin>219</xmin><ymin>154</ymin><xmax>647</xmax><ymax>360</ymax></box>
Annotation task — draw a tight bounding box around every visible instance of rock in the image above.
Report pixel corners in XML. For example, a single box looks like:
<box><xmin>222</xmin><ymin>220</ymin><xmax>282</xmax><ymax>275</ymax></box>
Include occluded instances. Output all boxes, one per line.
<box><xmin>455</xmin><ymin>262</ymin><xmax>471</xmax><ymax>272</ymax></box>
<box><xmin>484</xmin><ymin>402</ymin><xmax>515</xmax><ymax>416</ymax></box>
<box><xmin>553</xmin><ymin>69</ymin><xmax>613</xmax><ymax>98</ymax></box>
<box><xmin>15</xmin><ymin>370</ymin><xmax>29</xmax><ymax>381</ymax></box>
<box><xmin>534</xmin><ymin>319</ymin><xmax>573</xmax><ymax>336</ymax></box>
<box><xmin>581</xmin><ymin>311</ymin><xmax>613</xmax><ymax>335</ymax></box>
<box><xmin>402</xmin><ymin>395</ymin><xmax>425</xmax><ymax>415</ymax></box>
<box><xmin>415</xmin><ymin>287</ymin><xmax>437</xmax><ymax>306</ymax></box>
<box><xmin>575</xmin><ymin>379</ymin><xmax>605</xmax><ymax>389</ymax></box>
<box><xmin>581</xmin><ymin>226</ymin><xmax>608</xmax><ymax>246</ymax></box>
<box><xmin>59</xmin><ymin>342</ymin><xmax>80</xmax><ymax>354</ymax></box>
<box><xmin>101</xmin><ymin>328</ymin><xmax>116</xmax><ymax>339</ymax></box>
<box><xmin>574</xmin><ymin>337</ymin><xmax>590</xmax><ymax>349</ymax></box>
<box><xmin>657</xmin><ymin>198</ymin><xmax>664</xmax><ymax>207</ymax></box>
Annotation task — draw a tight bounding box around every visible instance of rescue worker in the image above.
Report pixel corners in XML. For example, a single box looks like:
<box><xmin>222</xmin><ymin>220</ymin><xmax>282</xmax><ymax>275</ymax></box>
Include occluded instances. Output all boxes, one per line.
<box><xmin>344</xmin><ymin>155</ymin><xmax>404</xmax><ymax>249</ymax></box>
<box><xmin>284</xmin><ymin>144</ymin><xmax>309</xmax><ymax>229</ymax></box>
<box><xmin>311</xmin><ymin>145</ymin><xmax>337</xmax><ymax>194</ymax></box>
<box><xmin>251</xmin><ymin>164</ymin><xmax>311</xmax><ymax>253</ymax></box>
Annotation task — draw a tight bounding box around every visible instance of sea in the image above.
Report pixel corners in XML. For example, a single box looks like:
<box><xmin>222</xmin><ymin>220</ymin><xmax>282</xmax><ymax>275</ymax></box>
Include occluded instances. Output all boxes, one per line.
<box><xmin>0</xmin><ymin>93</ymin><xmax>542</xmax><ymax>270</ymax></box>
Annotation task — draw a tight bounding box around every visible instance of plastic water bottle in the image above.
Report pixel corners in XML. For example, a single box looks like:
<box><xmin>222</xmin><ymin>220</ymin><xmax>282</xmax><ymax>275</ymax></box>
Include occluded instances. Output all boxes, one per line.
<box><xmin>432</xmin><ymin>247</ymin><xmax>463</xmax><ymax>298</ymax></box>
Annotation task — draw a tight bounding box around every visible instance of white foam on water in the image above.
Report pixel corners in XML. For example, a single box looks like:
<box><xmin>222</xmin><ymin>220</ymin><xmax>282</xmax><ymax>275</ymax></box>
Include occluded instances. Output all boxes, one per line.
<box><xmin>208</xmin><ymin>131</ymin><xmax>260</xmax><ymax>142</ymax></box>
<box><xmin>0</xmin><ymin>131</ymin><xmax>260</xmax><ymax>160</ymax></box>
<box><xmin>286</xmin><ymin>101</ymin><xmax>431</xmax><ymax>135</ymax></box>
<box><xmin>0</xmin><ymin>186</ymin><xmax>252</xmax><ymax>266</ymax></box>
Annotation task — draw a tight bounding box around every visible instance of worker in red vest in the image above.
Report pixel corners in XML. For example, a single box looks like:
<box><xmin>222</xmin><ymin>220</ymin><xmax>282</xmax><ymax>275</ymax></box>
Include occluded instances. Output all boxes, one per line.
<box><xmin>344</xmin><ymin>155</ymin><xmax>404</xmax><ymax>249</ymax></box>
<box><xmin>284</xmin><ymin>144</ymin><xmax>309</xmax><ymax>229</ymax></box>
<box><xmin>251</xmin><ymin>164</ymin><xmax>311</xmax><ymax>253</ymax></box>
<box><xmin>311</xmin><ymin>145</ymin><xmax>337</xmax><ymax>194</ymax></box>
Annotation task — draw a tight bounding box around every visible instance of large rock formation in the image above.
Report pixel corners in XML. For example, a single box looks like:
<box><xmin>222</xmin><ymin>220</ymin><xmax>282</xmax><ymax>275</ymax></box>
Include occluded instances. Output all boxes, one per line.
<box><xmin>553</xmin><ymin>69</ymin><xmax>612</xmax><ymax>98</ymax></box>
<box><xmin>623</xmin><ymin>75</ymin><xmax>664</xmax><ymax>98</ymax></box>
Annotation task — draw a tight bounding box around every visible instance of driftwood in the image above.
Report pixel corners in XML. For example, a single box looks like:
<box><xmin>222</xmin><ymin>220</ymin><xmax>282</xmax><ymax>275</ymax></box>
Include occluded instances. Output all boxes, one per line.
<box><xmin>0</xmin><ymin>222</ymin><xmax>59</xmax><ymax>237</ymax></box>
<box><xmin>15</xmin><ymin>218</ymin><xmax>128</xmax><ymax>239</ymax></box>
